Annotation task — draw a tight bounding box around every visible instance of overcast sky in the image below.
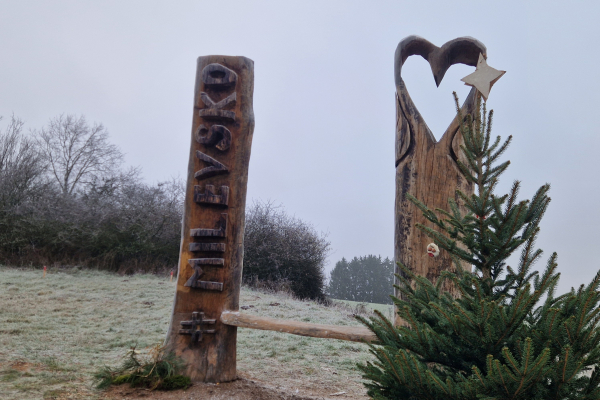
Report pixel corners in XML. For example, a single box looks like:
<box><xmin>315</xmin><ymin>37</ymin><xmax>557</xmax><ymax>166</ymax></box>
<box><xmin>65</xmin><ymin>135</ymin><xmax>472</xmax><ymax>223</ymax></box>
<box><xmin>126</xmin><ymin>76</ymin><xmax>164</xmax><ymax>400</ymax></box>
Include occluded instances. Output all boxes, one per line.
<box><xmin>1</xmin><ymin>1</ymin><xmax>599</xmax><ymax>293</ymax></box>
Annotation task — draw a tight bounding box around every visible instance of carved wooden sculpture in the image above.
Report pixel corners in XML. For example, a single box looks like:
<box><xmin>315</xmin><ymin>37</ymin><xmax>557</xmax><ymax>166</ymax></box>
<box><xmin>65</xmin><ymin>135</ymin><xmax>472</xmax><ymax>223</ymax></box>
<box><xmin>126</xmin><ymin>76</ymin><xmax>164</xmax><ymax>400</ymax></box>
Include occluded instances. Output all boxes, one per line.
<box><xmin>164</xmin><ymin>56</ymin><xmax>254</xmax><ymax>382</ymax></box>
<box><xmin>394</xmin><ymin>36</ymin><xmax>487</xmax><ymax>326</ymax></box>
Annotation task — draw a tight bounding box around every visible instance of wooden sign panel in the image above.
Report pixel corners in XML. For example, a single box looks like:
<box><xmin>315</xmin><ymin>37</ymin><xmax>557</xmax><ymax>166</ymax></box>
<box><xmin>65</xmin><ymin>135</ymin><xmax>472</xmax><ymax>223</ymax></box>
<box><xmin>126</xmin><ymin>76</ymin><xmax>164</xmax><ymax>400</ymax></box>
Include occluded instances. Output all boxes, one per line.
<box><xmin>393</xmin><ymin>36</ymin><xmax>484</xmax><ymax>326</ymax></box>
<box><xmin>164</xmin><ymin>55</ymin><xmax>254</xmax><ymax>382</ymax></box>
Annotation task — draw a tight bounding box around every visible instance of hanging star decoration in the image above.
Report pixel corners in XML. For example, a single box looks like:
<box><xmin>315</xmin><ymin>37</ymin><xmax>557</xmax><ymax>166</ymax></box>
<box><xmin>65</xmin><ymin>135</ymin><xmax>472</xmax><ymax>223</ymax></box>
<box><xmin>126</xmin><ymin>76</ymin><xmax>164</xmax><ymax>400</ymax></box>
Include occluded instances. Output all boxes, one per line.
<box><xmin>461</xmin><ymin>53</ymin><xmax>506</xmax><ymax>101</ymax></box>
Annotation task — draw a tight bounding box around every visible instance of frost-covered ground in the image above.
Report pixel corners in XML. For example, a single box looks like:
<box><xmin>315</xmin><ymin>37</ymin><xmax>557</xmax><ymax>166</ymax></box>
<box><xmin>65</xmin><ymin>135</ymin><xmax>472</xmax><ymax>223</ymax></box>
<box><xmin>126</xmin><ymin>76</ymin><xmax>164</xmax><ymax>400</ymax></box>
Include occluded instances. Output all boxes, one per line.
<box><xmin>0</xmin><ymin>266</ymin><xmax>377</xmax><ymax>399</ymax></box>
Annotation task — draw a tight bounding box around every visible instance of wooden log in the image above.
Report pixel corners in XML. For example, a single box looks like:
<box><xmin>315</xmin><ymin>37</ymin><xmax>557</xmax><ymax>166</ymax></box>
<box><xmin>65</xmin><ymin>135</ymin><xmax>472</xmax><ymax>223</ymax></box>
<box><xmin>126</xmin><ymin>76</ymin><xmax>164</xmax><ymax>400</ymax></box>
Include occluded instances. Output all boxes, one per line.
<box><xmin>220</xmin><ymin>311</ymin><xmax>377</xmax><ymax>343</ymax></box>
<box><xmin>393</xmin><ymin>36</ymin><xmax>484</xmax><ymax>326</ymax></box>
<box><xmin>164</xmin><ymin>55</ymin><xmax>254</xmax><ymax>383</ymax></box>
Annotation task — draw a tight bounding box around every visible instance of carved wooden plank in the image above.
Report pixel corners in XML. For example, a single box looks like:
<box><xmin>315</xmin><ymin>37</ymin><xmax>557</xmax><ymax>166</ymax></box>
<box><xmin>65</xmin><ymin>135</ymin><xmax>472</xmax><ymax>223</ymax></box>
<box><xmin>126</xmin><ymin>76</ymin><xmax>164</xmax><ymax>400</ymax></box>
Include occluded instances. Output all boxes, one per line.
<box><xmin>195</xmin><ymin>151</ymin><xmax>229</xmax><ymax>179</ymax></box>
<box><xmin>393</xmin><ymin>36</ymin><xmax>482</xmax><ymax>326</ymax></box>
<box><xmin>196</xmin><ymin>124</ymin><xmax>232</xmax><ymax>151</ymax></box>
<box><xmin>165</xmin><ymin>55</ymin><xmax>254</xmax><ymax>383</ymax></box>
<box><xmin>189</xmin><ymin>243</ymin><xmax>226</xmax><ymax>252</ymax></box>
<box><xmin>220</xmin><ymin>311</ymin><xmax>377</xmax><ymax>343</ymax></box>
<box><xmin>190</xmin><ymin>213</ymin><xmax>227</xmax><ymax>237</ymax></box>
<box><xmin>194</xmin><ymin>185</ymin><xmax>229</xmax><ymax>206</ymax></box>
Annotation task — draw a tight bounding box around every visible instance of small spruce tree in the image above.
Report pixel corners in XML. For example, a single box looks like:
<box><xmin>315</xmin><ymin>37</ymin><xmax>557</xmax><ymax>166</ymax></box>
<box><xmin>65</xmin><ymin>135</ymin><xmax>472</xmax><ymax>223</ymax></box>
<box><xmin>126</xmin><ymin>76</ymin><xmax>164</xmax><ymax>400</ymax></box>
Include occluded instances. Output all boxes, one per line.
<box><xmin>358</xmin><ymin>93</ymin><xmax>600</xmax><ymax>399</ymax></box>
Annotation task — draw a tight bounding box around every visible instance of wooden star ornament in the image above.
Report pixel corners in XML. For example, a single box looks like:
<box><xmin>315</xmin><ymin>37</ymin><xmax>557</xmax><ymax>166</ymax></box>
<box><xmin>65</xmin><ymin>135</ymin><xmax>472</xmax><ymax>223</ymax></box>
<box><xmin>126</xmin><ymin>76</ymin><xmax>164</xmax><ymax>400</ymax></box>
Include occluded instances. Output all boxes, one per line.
<box><xmin>461</xmin><ymin>53</ymin><xmax>505</xmax><ymax>101</ymax></box>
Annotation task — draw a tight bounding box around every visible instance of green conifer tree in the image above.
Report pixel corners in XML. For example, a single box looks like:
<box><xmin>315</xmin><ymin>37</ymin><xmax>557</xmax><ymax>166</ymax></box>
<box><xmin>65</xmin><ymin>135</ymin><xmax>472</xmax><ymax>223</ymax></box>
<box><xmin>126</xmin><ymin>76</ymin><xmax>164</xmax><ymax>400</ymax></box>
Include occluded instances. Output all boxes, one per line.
<box><xmin>358</xmin><ymin>93</ymin><xmax>600</xmax><ymax>399</ymax></box>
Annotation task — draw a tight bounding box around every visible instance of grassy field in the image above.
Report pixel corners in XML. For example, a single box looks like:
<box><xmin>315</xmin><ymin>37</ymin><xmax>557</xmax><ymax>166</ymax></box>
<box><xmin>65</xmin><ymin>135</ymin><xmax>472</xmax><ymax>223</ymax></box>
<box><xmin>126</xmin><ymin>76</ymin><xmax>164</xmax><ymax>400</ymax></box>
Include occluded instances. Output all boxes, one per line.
<box><xmin>331</xmin><ymin>300</ymin><xmax>394</xmax><ymax>321</ymax></box>
<box><xmin>0</xmin><ymin>266</ymin><xmax>381</xmax><ymax>399</ymax></box>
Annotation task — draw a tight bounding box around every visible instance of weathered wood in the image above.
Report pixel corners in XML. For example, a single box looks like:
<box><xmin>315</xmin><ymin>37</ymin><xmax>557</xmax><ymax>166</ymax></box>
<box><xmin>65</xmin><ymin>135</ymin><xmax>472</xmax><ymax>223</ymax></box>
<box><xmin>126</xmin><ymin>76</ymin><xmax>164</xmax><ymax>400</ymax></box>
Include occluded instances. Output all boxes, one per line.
<box><xmin>201</xmin><ymin>63</ymin><xmax>238</xmax><ymax>87</ymax></box>
<box><xmin>184</xmin><ymin>266</ymin><xmax>204</xmax><ymax>287</ymax></box>
<box><xmin>192</xmin><ymin>281</ymin><xmax>224</xmax><ymax>291</ymax></box>
<box><xmin>179</xmin><ymin>312</ymin><xmax>217</xmax><ymax>342</ymax></box>
<box><xmin>190</xmin><ymin>213</ymin><xmax>227</xmax><ymax>237</ymax></box>
<box><xmin>188</xmin><ymin>258</ymin><xmax>225</xmax><ymax>267</ymax></box>
<box><xmin>189</xmin><ymin>243</ymin><xmax>226</xmax><ymax>252</ymax></box>
<box><xmin>200</xmin><ymin>92</ymin><xmax>237</xmax><ymax>109</ymax></box>
<box><xmin>195</xmin><ymin>151</ymin><xmax>229</xmax><ymax>179</ymax></box>
<box><xmin>198</xmin><ymin>108</ymin><xmax>236</xmax><ymax>121</ymax></box>
<box><xmin>394</xmin><ymin>36</ymin><xmax>483</xmax><ymax>326</ymax></box>
<box><xmin>165</xmin><ymin>55</ymin><xmax>254</xmax><ymax>383</ymax></box>
<box><xmin>194</xmin><ymin>184</ymin><xmax>229</xmax><ymax>206</ymax></box>
<box><xmin>220</xmin><ymin>311</ymin><xmax>377</xmax><ymax>343</ymax></box>
<box><xmin>196</xmin><ymin>124</ymin><xmax>232</xmax><ymax>151</ymax></box>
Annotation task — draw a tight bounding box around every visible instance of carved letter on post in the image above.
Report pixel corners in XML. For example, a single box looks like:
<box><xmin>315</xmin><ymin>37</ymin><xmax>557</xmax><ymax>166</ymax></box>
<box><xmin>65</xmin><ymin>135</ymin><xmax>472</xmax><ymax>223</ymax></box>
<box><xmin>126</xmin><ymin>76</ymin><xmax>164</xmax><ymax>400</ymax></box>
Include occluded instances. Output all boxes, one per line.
<box><xmin>196</xmin><ymin>124</ymin><xmax>232</xmax><ymax>151</ymax></box>
<box><xmin>190</xmin><ymin>213</ymin><xmax>227</xmax><ymax>237</ymax></box>
<box><xmin>194</xmin><ymin>185</ymin><xmax>229</xmax><ymax>206</ymax></box>
<box><xmin>165</xmin><ymin>56</ymin><xmax>254</xmax><ymax>383</ymax></box>
<box><xmin>195</xmin><ymin>151</ymin><xmax>229</xmax><ymax>179</ymax></box>
<box><xmin>198</xmin><ymin>93</ymin><xmax>237</xmax><ymax>121</ymax></box>
<box><xmin>394</xmin><ymin>36</ymin><xmax>483</xmax><ymax>326</ymax></box>
<box><xmin>189</xmin><ymin>243</ymin><xmax>226</xmax><ymax>252</ymax></box>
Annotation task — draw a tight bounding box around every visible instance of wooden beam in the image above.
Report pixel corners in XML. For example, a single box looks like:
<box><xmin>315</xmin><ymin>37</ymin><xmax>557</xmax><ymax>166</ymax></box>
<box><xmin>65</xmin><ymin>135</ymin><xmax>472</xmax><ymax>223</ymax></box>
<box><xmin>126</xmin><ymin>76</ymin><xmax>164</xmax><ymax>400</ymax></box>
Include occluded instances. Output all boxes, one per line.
<box><xmin>220</xmin><ymin>311</ymin><xmax>377</xmax><ymax>343</ymax></box>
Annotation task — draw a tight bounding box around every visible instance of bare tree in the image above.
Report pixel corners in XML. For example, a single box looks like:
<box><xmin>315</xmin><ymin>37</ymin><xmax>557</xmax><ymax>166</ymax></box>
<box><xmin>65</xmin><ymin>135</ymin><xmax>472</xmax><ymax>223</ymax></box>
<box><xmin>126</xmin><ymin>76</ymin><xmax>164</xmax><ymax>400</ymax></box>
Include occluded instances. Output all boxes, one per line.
<box><xmin>36</xmin><ymin>114</ymin><xmax>123</xmax><ymax>194</ymax></box>
<box><xmin>0</xmin><ymin>115</ymin><xmax>44</xmax><ymax>209</ymax></box>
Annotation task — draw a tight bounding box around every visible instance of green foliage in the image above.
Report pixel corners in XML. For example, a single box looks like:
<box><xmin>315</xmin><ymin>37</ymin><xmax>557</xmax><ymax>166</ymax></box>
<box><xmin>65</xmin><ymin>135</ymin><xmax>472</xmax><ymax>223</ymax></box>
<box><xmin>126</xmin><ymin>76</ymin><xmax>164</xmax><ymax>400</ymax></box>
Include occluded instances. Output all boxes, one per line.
<box><xmin>357</xmin><ymin>94</ymin><xmax>600</xmax><ymax>399</ymax></box>
<box><xmin>328</xmin><ymin>255</ymin><xmax>394</xmax><ymax>304</ymax></box>
<box><xmin>94</xmin><ymin>344</ymin><xmax>191</xmax><ymax>391</ymax></box>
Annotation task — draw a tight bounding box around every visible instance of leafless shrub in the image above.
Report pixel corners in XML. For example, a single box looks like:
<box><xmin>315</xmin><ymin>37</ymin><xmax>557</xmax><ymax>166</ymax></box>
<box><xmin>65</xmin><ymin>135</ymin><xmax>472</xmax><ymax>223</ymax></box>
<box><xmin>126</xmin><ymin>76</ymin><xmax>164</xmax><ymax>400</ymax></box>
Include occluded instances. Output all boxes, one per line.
<box><xmin>243</xmin><ymin>200</ymin><xmax>330</xmax><ymax>301</ymax></box>
<box><xmin>0</xmin><ymin>115</ymin><xmax>44</xmax><ymax>209</ymax></box>
<box><xmin>0</xmin><ymin>113</ymin><xmax>185</xmax><ymax>272</ymax></box>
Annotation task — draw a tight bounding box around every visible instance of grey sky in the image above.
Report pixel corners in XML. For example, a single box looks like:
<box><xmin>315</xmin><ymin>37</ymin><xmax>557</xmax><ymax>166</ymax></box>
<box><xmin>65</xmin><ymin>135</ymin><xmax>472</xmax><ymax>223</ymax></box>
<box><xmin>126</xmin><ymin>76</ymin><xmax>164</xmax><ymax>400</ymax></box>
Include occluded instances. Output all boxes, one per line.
<box><xmin>1</xmin><ymin>1</ymin><xmax>599</xmax><ymax>293</ymax></box>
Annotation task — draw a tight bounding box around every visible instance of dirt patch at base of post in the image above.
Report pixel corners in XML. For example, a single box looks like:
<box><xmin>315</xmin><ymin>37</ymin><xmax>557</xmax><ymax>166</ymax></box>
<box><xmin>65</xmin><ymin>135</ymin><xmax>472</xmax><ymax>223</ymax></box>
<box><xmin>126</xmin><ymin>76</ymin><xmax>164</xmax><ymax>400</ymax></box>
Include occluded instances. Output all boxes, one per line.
<box><xmin>99</xmin><ymin>373</ymin><xmax>359</xmax><ymax>400</ymax></box>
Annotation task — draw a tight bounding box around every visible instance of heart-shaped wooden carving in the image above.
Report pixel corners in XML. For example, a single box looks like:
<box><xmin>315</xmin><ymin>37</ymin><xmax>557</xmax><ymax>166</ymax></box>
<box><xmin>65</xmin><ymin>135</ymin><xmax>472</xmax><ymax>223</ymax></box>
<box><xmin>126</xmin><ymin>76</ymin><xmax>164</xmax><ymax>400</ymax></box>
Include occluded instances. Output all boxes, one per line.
<box><xmin>393</xmin><ymin>36</ymin><xmax>487</xmax><ymax>322</ymax></box>
<box><xmin>394</xmin><ymin>35</ymin><xmax>486</xmax><ymax>165</ymax></box>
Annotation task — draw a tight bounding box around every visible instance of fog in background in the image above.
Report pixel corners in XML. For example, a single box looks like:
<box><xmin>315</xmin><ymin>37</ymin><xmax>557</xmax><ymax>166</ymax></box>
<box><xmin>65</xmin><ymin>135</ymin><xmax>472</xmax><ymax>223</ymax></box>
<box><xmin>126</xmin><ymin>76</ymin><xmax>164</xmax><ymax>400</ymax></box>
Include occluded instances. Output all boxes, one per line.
<box><xmin>1</xmin><ymin>1</ymin><xmax>598</xmax><ymax>293</ymax></box>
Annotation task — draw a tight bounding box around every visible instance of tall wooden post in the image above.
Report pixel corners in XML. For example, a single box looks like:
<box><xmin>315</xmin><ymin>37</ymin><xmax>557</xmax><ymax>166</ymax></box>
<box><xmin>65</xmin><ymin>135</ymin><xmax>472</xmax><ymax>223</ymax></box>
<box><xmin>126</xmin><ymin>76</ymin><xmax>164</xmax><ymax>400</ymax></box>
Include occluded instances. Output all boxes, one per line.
<box><xmin>393</xmin><ymin>36</ymin><xmax>485</xmax><ymax>326</ymax></box>
<box><xmin>165</xmin><ymin>55</ymin><xmax>254</xmax><ymax>382</ymax></box>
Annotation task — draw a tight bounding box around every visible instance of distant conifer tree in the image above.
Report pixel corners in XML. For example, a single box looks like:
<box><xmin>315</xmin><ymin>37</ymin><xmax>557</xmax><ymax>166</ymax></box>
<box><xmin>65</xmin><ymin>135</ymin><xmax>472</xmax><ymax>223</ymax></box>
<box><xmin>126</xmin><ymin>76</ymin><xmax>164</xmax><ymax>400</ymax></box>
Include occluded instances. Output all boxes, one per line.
<box><xmin>358</xmin><ymin>94</ymin><xmax>600</xmax><ymax>399</ymax></box>
<box><xmin>328</xmin><ymin>255</ymin><xmax>394</xmax><ymax>304</ymax></box>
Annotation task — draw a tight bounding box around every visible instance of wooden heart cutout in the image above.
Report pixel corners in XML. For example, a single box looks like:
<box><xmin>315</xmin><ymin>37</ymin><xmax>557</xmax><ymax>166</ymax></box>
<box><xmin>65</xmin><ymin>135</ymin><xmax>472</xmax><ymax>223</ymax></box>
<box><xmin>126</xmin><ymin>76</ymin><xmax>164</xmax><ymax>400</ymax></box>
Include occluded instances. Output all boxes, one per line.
<box><xmin>393</xmin><ymin>36</ymin><xmax>487</xmax><ymax>319</ymax></box>
<box><xmin>394</xmin><ymin>35</ymin><xmax>487</xmax><ymax>165</ymax></box>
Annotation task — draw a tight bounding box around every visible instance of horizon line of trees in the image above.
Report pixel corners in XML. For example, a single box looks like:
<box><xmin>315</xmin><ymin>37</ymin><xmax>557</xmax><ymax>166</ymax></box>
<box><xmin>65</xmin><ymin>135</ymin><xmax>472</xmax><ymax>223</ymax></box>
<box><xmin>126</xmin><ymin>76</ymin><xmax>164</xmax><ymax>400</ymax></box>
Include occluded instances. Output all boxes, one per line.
<box><xmin>0</xmin><ymin>113</ymin><xmax>334</xmax><ymax>301</ymax></box>
<box><xmin>327</xmin><ymin>255</ymin><xmax>394</xmax><ymax>304</ymax></box>
<box><xmin>0</xmin><ymin>113</ymin><xmax>184</xmax><ymax>272</ymax></box>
